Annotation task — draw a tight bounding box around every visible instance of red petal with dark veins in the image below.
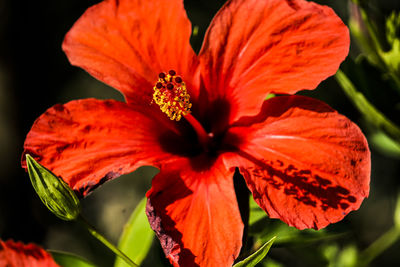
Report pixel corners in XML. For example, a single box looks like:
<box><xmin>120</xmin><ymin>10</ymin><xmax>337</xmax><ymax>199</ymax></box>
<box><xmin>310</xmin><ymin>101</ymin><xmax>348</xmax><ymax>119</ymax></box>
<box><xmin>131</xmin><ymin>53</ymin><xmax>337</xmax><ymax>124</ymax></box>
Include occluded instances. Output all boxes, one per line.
<box><xmin>62</xmin><ymin>0</ymin><xmax>200</xmax><ymax>106</ymax></box>
<box><xmin>199</xmin><ymin>0</ymin><xmax>349</xmax><ymax>124</ymax></box>
<box><xmin>22</xmin><ymin>99</ymin><xmax>185</xmax><ymax>197</ymax></box>
<box><xmin>146</xmin><ymin>156</ymin><xmax>243</xmax><ymax>267</ymax></box>
<box><xmin>0</xmin><ymin>240</ymin><xmax>59</xmax><ymax>267</ymax></box>
<box><xmin>223</xmin><ymin>95</ymin><xmax>370</xmax><ymax>230</ymax></box>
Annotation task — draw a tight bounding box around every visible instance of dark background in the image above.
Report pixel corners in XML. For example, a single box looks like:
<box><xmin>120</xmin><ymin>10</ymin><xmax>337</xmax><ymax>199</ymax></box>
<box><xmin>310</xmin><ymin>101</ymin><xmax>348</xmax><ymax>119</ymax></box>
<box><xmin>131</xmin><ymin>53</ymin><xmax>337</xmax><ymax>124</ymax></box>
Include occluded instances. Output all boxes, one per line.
<box><xmin>1</xmin><ymin>0</ymin><xmax>400</xmax><ymax>266</ymax></box>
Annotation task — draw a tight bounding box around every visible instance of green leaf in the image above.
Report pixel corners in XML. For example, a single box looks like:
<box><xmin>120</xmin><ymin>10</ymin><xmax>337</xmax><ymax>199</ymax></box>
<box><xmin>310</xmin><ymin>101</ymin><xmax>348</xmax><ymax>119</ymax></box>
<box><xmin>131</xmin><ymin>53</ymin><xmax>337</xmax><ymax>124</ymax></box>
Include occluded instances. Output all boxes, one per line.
<box><xmin>114</xmin><ymin>197</ymin><xmax>154</xmax><ymax>267</ymax></box>
<box><xmin>386</xmin><ymin>12</ymin><xmax>400</xmax><ymax>46</ymax></box>
<box><xmin>25</xmin><ymin>154</ymin><xmax>80</xmax><ymax>221</ymax></box>
<box><xmin>249</xmin><ymin>197</ymin><xmax>268</xmax><ymax>225</ymax></box>
<box><xmin>381</xmin><ymin>11</ymin><xmax>400</xmax><ymax>77</ymax></box>
<box><xmin>233</xmin><ymin>237</ymin><xmax>276</xmax><ymax>267</ymax></box>
<box><xmin>50</xmin><ymin>251</ymin><xmax>96</xmax><ymax>267</ymax></box>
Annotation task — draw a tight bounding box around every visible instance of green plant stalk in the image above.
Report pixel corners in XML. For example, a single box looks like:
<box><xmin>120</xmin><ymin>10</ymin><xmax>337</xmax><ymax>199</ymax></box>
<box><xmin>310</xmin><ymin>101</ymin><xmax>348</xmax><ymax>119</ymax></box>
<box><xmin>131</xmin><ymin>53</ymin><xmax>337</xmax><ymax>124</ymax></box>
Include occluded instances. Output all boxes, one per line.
<box><xmin>357</xmin><ymin>226</ymin><xmax>400</xmax><ymax>267</ymax></box>
<box><xmin>335</xmin><ymin>69</ymin><xmax>400</xmax><ymax>145</ymax></box>
<box><xmin>359</xmin><ymin>8</ymin><xmax>382</xmax><ymax>56</ymax></box>
<box><xmin>78</xmin><ymin>216</ymin><xmax>138</xmax><ymax>267</ymax></box>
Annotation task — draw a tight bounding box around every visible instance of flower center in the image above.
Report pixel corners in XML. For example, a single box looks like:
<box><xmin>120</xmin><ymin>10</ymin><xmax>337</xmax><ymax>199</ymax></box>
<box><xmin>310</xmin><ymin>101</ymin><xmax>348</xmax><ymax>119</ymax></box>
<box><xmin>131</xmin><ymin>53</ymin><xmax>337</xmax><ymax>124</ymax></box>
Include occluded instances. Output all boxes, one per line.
<box><xmin>152</xmin><ymin>70</ymin><xmax>192</xmax><ymax>121</ymax></box>
<box><xmin>152</xmin><ymin>70</ymin><xmax>213</xmax><ymax>152</ymax></box>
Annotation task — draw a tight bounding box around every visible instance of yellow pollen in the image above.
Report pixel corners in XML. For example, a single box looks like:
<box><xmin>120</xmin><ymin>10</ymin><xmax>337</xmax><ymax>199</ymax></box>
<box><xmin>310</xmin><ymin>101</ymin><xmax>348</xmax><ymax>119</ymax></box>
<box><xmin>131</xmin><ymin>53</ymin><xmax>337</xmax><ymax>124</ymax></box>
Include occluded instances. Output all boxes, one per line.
<box><xmin>152</xmin><ymin>70</ymin><xmax>192</xmax><ymax>121</ymax></box>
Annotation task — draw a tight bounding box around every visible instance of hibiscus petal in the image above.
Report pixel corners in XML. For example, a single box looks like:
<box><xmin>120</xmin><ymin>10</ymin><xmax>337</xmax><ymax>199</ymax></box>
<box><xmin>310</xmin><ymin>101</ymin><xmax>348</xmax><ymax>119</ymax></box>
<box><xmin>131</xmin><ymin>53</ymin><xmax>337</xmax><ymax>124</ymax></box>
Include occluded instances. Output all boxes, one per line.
<box><xmin>22</xmin><ymin>99</ymin><xmax>183</xmax><ymax>197</ymax></box>
<box><xmin>224</xmin><ymin>95</ymin><xmax>370</xmax><ymax>230</ymax></box>
<box><xmin>146</xmin><ymin>156</ymin><xmax>243</xmax><ymax>267</ymax></box>
<box><xmin>62</xmin><ymin>0</ymin><xmax>199</xmax><ymax>105</ymax></box>
<box><xmin>0</xmin><ymin>240</ymin><xmax>59</xmax><ymax>266</ymax></box>
<box><xmin>199</xmin><ymin>0</ymin><xmax>349</xmax><ymax>123</ymax></box>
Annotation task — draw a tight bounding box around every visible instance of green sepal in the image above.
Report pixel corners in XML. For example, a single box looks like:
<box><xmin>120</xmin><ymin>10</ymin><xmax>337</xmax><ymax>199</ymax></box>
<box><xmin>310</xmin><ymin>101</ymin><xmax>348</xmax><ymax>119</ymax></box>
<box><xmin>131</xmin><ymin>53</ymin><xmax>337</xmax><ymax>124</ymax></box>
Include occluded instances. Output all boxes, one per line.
<box><xmin>50</xmin><ymin>251</ymin><xmax>96</xmax><ymax>267</ymax></box>
<box><xmin>114</xmin><ymin>197</ymin><xmax>154</xmax><ymax>267</ymax></box>
<box><xmin>233</xmin><ymin>237</ymin><xmax>276</xmax><ymax>267</ymax></box>
<box><xmin>26</xmin><ymin>154</ymin><xmax>80</xmax><ymax>221</ymax></box>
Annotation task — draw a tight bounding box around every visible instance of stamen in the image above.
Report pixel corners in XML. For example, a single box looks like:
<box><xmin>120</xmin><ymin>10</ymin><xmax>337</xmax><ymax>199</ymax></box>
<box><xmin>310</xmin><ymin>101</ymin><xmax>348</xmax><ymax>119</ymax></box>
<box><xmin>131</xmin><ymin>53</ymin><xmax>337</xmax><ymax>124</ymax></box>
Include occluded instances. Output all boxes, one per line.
<box><xmin>152</xmin><ymin>70</ymin><xmax>192</xmax><ymax>121</ymax></box>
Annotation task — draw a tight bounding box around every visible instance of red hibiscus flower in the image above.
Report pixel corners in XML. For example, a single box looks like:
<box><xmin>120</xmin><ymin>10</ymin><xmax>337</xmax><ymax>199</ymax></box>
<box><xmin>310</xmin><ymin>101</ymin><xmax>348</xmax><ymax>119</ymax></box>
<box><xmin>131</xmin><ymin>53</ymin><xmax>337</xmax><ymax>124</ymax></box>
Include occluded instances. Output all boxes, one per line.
<box><xmin>22</xmin><ymin>0</ymin><xmax>370</xmax><ymax>266</ymax></box>
<box><xmin>0</xmin><ymin>240</ymin><xmax>59</xmax><ymax>266</ymax></box>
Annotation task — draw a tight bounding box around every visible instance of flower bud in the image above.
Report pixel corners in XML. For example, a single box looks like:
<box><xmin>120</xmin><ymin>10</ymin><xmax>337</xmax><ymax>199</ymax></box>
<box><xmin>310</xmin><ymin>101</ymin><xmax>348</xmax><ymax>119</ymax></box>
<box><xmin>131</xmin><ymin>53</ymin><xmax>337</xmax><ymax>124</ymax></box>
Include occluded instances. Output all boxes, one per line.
<box><xmin>25</xmin><ymin>154</ymin><xmax>80</xmax><ymax>221</ymax></box>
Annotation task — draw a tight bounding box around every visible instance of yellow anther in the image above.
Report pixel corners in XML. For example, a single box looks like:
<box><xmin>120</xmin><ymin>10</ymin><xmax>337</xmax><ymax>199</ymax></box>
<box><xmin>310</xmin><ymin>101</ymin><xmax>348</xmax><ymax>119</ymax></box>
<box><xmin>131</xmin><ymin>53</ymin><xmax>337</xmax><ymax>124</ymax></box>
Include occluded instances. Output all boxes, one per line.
<box><xmin>152</xmin><ymin>70</ymin><xmax>192</xmax><ymax>121</ymax></box>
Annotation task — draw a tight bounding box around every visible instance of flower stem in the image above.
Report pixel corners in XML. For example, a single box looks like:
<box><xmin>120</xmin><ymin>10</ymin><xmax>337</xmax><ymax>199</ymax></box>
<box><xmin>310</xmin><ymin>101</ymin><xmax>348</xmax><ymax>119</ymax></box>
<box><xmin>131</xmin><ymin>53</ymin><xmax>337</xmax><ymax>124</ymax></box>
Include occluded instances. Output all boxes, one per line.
<box><xmin>335</xmin><ymin>69</ymin><xmax>400</xmax><ymax>145</ymax></box>
<box><xmin>356</xmin><ymin>193</ymin><xmax>400</xmax><ymax>266</ymax></box>
<box><xmin>357</xmin><ymin>226</ymin><xmax>400</xmax><ymax>267</ymax></box>
<box><xmin>78</xmin><ymin>215</ymin><xmax>138</xmax><ymax>267</ymax></box>
<box><xmin>184</xmin><ymin>113</ymin><xmax>210</xmax><ymax>150</ymax></box>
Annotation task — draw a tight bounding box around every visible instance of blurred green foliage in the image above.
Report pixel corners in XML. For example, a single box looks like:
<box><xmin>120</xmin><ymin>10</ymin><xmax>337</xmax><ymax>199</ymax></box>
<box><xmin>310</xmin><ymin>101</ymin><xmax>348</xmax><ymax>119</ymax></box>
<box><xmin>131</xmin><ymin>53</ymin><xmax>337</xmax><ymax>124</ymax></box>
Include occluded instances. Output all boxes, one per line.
<box><xmin>0</xmin><ymin>0</ymin><xmax>400</xmax><ymax>266</ymax></box>
<box><xmin>51</xmin><ymin>251</ymin><xmax>96</xmax><ymax>267</ymax></box>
